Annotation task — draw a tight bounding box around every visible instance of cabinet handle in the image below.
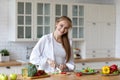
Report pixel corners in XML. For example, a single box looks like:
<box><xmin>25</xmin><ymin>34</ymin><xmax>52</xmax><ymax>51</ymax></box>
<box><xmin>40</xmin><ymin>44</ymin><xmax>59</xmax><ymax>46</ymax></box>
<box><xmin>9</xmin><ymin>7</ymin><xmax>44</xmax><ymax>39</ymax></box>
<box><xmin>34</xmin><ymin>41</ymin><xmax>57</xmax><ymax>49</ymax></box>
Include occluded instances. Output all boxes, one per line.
<box><xmin>107</xmin><ymin>22</ymin><xmax>111</xmax><ymax>26</ymax></box>
<box><xmin>82</xmin><ymin>63</ymin><xmax>85</xmax><ymax>66</ymax></box>
<box><xmin>6</xmin><ymin>66</ymin><xmax>11</xmax><ymax>69</ymax></box>
<box><xmin>105</xmin><ymin>62</ymin><xmax>109</xmax><ymax>64</ymax></box>
<box><xmin>92</xmin><ymin>22</ymin><xmax>96</xmax><ymax>25</ymax></box>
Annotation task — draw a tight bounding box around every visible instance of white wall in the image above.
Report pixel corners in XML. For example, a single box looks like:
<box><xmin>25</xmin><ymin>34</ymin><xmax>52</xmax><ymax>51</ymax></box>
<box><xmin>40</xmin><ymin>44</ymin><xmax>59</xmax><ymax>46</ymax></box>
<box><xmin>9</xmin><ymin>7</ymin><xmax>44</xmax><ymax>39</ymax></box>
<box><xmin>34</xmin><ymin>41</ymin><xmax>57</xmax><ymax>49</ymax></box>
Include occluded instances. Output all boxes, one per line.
<box><xmin>0</xmin><ymin>0</ymin><xmax>115</xmax><ymax>61</ymax></box>
<box><xmin>115</xmin><ymin>0</ymin><xmax>120</xmax><ymax>58</ymax></box>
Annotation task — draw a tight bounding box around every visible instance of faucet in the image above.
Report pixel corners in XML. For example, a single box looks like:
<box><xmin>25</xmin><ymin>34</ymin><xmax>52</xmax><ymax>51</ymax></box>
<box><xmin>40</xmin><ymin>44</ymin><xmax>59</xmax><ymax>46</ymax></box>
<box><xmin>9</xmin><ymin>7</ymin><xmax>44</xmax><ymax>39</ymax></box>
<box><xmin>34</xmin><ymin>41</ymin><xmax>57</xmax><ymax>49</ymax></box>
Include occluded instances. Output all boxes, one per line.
<box><xmin>26</xmin><ymin>47</ymin><xmax>33</xmax><ymax>60</ymax></box>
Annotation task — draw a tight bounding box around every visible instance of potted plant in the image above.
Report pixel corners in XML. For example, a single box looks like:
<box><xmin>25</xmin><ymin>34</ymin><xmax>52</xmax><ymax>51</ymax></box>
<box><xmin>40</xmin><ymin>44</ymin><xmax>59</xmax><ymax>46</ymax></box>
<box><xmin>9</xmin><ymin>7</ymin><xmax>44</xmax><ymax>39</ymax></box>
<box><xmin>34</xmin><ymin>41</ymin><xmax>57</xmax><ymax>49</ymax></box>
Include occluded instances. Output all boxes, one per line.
<box><xmin>0</xmin><ymin>49</ymin><xmax>10</xmax><ymax>62</ymax></box>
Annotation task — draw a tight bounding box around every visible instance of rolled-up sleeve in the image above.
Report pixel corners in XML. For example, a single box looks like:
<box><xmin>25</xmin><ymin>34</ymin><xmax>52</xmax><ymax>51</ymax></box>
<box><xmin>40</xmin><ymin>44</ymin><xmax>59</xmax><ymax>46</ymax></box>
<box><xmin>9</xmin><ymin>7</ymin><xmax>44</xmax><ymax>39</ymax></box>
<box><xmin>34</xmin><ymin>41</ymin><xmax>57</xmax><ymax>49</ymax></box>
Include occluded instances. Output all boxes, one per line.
<box><xmin>30</xmin><ymin>36</ymin><xmax>48</xmax><ymax>68</ymax></box>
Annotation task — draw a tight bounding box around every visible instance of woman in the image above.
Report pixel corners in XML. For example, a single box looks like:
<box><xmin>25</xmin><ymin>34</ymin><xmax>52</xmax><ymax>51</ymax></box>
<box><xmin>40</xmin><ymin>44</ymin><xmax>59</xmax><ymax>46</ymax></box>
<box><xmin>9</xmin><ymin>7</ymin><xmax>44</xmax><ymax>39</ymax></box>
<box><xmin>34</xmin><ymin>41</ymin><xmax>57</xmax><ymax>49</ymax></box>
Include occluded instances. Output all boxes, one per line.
<box><xmin>30</xmin><ymin>16</ymin><xmax>75</xmax><ymax>73</ymax></box>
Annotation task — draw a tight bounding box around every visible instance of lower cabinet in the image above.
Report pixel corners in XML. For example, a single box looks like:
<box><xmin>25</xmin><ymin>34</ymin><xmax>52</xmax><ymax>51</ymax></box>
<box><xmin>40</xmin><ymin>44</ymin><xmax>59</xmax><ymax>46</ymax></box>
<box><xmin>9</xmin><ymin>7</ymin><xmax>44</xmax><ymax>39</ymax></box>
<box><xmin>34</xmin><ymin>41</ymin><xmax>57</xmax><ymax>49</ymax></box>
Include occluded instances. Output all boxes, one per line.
<box><xmin>0</xmin><ymin>66</ymin><xmax>24</xmax><ymax>75</ymax></box>
<box><xmin>75</xmin><ymin>61</ymin><xmax>120</xmax><ymax>70</ymax></box>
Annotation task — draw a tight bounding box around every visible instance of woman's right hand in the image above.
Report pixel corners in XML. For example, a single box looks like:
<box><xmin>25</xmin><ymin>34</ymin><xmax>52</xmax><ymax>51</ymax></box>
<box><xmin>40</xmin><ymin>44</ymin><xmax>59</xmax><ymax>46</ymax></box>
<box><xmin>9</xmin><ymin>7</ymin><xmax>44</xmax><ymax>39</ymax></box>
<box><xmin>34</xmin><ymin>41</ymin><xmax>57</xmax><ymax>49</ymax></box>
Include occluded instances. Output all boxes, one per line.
<box><xmin>47</xmin><ymin>58</ymin><xmax>56</xmax><ymax>68</ymax></box>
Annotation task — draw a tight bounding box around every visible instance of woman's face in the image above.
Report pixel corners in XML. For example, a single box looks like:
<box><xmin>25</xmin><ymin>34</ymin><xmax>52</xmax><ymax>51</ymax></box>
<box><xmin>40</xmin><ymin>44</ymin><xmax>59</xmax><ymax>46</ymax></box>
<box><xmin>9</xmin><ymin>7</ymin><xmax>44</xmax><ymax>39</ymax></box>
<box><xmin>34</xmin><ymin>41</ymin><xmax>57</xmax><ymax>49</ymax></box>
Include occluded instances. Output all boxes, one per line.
<box><xmin>55</xmin><ymin>20</ymin><xmax>70</xmax><ymax>36</ymax></box>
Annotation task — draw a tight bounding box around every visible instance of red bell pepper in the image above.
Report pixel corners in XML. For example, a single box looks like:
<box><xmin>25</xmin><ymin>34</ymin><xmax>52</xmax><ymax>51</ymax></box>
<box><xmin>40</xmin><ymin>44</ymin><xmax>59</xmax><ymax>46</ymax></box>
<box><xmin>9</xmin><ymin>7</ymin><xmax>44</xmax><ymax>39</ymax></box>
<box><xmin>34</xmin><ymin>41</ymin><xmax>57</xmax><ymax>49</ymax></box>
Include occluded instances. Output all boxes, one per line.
<box><xmin>110</xmin><ymin>64</ymin><xmax>118</xmax><ymax>73</ymax></box>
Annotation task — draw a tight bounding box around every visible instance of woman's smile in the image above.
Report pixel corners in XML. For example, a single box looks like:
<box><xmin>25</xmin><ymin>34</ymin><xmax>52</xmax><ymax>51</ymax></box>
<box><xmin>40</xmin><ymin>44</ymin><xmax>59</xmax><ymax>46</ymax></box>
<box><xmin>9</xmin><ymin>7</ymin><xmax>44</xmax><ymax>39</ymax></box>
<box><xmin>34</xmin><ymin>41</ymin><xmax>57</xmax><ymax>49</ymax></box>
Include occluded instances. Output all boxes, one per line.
<box><xmin>56</xmin><ymin>21</ymin><xmax>70</xmax><ymax>36</ymax></box>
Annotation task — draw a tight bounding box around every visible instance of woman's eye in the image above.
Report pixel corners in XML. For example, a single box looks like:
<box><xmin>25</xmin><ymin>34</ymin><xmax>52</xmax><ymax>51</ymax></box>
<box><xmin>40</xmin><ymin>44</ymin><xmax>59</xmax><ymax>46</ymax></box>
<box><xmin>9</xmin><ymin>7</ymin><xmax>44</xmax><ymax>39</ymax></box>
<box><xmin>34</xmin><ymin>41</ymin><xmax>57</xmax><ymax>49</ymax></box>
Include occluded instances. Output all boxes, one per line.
<box><xmin>60</xmin><ymin>25</ymin><xmax>63</xmax><ymax>27</ymax></box>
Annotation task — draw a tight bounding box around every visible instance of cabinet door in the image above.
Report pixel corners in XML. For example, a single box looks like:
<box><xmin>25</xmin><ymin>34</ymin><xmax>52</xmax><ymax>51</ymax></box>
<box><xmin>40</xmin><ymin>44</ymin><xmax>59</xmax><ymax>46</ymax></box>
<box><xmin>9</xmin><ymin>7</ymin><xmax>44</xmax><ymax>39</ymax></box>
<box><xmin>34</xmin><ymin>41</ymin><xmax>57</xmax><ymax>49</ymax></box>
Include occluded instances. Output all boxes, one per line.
<box><xmin>100</xmin><ymin>23</ymin><xmax>115</xmax><ymax>49</ymax></box>
<box><xmin>72</xmin><ymin>4</ymin><xmax>84</xmax><ymax>40</ymax></box>
<box><xmin>0</xmin><ymin>66</ymin><xmax>24</xmax><ymax>75</ymax></box>
<box><xmin>0</xmin><ymin>67</ymin><xmax>11</xmax><ymax>75</ymax></box>
<box><xmin>17</xmin><ymin>1</ymin><xmax>33</xmax><ymax>41</ymax></box>
<box><xmin>84</xmin><ymin>4</ymin><xmax>115</xmax><ymax>22</ymax></box>
<box><xmin>85</xmin><ymin>22</ymin><xmax>101</xmax><ymax>49</ymax></box>
<box><xmin>55</xmin><ymin>3</ymin><xmax>68</xmax><ymax>19</ymax></box>
<box><xmin>14</xmin><ymin>66</ymin><xmax>25</xmax><ymax>74</ymax></box>
<box><xmin>98</xmin><ymin>5</ymin><xmax>115</xmax><ymax>22</ymax></box>
<box><xmin>35</xmin><ymin>2</ymin><xmax>51</xmax><ymax>40</ymax></box>
<box><xmin>84</xmin><ymin>4</ymin><xmax>100</xmax><ymax>22</ymax></box>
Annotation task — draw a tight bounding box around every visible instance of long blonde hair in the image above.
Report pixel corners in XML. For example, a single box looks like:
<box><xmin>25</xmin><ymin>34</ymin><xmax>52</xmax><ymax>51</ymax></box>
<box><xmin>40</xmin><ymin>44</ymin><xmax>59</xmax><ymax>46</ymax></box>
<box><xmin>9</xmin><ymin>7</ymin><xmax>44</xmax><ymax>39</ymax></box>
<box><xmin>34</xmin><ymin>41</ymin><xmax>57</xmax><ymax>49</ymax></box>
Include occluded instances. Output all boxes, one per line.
<box><xmin>55</xmin><ymin>16</ymin><xmax>72</xmax><ymax>62</ymax></box>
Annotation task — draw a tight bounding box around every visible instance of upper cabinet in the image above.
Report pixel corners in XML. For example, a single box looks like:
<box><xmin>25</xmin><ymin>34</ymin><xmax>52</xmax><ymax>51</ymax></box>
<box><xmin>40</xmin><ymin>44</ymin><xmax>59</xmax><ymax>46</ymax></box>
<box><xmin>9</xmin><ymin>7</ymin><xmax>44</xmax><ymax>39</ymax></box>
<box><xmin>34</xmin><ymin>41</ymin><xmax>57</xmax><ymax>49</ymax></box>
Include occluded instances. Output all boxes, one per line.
<box><xmin>9</xmin><ymin>0</ymin><xmax>84</xmax><ymax>42</ymax></box>
<box><xmin>71</xmin><ymin>4</ymin><xmax>84</xmax><ymax>40</ymax></box>
<box><xmin>53</xmin><ymin>3</ymin><xmax>85</xmax><ymax>41</ymax></box>
<box><xmin>84</xmin><ymin>4</ymin><xmax>115</xmax><ymax>22</ymax></box>
<box><xmin>9</xmin><ymin>0</ymin><xmax>52</xmax><ymax>41</ymax></box>
<box><xmin>35</xmin><ymin>1</ymin><xmax>52</xmax><ymax>40</ymax></box>
<box><xmin>52</xmin><ymin>3</ymin><xmax>69</xmax><ymax>32</ymax></box>
<box><xmin>55</xmin><ymin>3</ymin><xmax>68</xmax><ymax>19</ymax></box>
<box><xmin>9</xmin><ymin>0</ymin><xmax>33</xmax><ymax>41</ymax></box>
<box><xmin>17</xmin><ymin>1</ymin><xmax>33</xmax><ymax>40</ymax></box>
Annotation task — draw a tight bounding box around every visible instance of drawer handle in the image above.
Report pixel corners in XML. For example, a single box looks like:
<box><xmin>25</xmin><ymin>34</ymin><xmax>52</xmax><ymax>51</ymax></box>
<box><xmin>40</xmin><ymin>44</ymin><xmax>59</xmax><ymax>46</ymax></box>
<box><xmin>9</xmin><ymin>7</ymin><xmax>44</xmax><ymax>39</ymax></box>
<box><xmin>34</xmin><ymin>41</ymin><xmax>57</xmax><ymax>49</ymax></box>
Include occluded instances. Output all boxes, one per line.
<box><xmin>6</xmin><ymin>66</ymin><xmax>11</xmax><ymax>69</ymax></box>
<box><xmin>82</xmin><ymin>63</ymin><xmax>85</xmax><ymax>65</ymax></box>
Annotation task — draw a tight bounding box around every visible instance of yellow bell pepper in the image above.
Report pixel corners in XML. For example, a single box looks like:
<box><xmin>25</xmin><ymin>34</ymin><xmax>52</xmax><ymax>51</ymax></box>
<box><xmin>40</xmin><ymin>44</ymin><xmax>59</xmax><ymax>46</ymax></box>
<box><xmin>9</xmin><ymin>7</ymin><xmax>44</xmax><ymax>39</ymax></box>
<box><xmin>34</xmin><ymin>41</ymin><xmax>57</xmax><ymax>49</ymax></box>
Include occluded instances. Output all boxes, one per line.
<box><xmin>102</xmin><ymin>66</ymin><xmax>110</xmax><ymax>74</ymax></box>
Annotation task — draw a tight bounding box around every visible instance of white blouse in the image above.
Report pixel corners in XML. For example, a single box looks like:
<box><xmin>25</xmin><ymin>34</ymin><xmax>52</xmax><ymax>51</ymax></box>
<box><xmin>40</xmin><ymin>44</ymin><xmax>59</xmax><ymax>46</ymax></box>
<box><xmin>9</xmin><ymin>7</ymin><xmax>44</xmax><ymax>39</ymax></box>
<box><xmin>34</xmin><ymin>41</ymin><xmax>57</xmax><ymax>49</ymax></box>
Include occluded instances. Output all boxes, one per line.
<box><xmin>30</xmin><ymin>33</ymin><xmax>75</xmax><ymax>73</ymax></box>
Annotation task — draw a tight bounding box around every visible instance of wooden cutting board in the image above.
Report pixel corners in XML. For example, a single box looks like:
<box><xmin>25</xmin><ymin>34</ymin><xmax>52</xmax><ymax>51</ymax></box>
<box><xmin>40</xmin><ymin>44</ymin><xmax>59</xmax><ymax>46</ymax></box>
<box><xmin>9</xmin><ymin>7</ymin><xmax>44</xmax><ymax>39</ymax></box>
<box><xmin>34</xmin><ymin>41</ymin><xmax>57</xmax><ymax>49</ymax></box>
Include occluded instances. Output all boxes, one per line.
<box><xmin>19</xmin><ymin>74</ymin><xmax>50</xmax><ymax>80</ymax></box>
<box><xmin>26</xmin><ymin>74</ymin><xmax>50</xmax><ymax>79</ymax></box>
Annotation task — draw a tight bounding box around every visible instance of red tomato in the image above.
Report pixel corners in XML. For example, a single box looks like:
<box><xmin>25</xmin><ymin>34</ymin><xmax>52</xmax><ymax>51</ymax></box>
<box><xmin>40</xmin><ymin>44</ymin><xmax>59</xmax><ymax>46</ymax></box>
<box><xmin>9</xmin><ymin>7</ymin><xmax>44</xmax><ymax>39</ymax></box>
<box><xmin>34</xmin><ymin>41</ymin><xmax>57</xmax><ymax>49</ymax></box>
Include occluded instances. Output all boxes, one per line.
<box><xmin>76</xmin><ymin>72</ymin><xmax>82</xmax><ymax>77</ymax></box>
<box><xmin>61</xmin><ymin>72</ymin><xmax>67</xmax><ymax>74</ymax></box>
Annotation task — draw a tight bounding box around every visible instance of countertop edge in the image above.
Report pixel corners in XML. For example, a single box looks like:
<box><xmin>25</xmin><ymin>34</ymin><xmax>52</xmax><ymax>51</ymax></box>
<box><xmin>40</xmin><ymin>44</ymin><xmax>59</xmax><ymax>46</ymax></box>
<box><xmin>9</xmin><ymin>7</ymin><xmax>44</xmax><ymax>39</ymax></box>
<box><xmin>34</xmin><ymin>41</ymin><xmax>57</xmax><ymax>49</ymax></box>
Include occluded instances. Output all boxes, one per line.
<box><xmin>74</xmin><ymin>57</ymin><xmax>120</xmax><ymax>63</ymax></box>
<box><xmin>1</xmin><ymin>58</ymin><xmax>120</xmax><ymax>67</ymax></box>
<box><xmin>0</xmin><ymin>60</ymin><xmax>22</xmax><ymax>67</ymax></box>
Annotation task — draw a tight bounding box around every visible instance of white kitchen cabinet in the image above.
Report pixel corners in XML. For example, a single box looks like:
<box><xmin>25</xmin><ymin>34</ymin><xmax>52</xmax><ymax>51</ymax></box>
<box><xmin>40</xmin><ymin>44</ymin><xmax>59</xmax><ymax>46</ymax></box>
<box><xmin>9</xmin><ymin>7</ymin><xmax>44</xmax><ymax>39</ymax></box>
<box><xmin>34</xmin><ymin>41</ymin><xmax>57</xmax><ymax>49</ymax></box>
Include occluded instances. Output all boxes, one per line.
<box><xmin>9</xmin><ymin>0</ymin><xmax>33</xmax><ymax>41</ymax></box>
<box><xmin>84</xmin><ymin>4</ymin><xmax>115</xmax><ymax>22</ymax></box>
<box><xmin>71</xmin><ymin>4</ymin><xmax>84</xmax><ymax>40</ymax></box>
<box><xmin>85</xmin><ymin>22</ymin><xmax>101</xmax><ymax>50</ymax></box>
<box><xmin>9</xmin><ymin>0</ymin><xmax>52</xmax><ymax>41</ymax></box>
<box><xmin>84</xmin><ymin>4</ymin><xmax>115</xmax><ymax>58</ymax></box>
<box><xmin>72</xmin><ymin>4</ymin><xmax>115</xmax><ymax>59</ymax></box>
<box><xmin>54</xmin><ymin>3</ymin><xmax>69</xmax><ymax>19</ymax></box>
<box><xmin>70</xmin><ymin>3</ymin><xmax>86</xmax><ymax>59</ymax></box>
<box><xmin>34</xmin><ymin>1</ymin><xmax>52</xmax><ymax>41</ymax></box>
<box><xmin>85</xmin><ymin>22</ymin><xmax>115</xmax><ymax>58</ymax></box>
<box><xmin>51</xmin><ymin>2</ymin><xmax>70</xmax><ymax>32</ymax></box>
<box><xmin>86</xmin><ymin>50</ymin><xmax>115</xmax><ymax>58</ymax></box>
<box><xmin>0</xmin><ymin>66</ymin><xmax>24</xmax><ymax>75</ymax></box>
<box><xmin>9</xmin><ymin>0</ymin><xmax>85</xmax><ymax>41</ymax></box>
<box><xmin>100</xmin><ymin>23</ymin><xmax>115</xmax><ymax>49</ymax></box>
<box><xmin>53</xmin><ymin>3</ymin><xmax>84</xmax><ymax>42</ymax></box>
<box><xmin>75</xmin><ymin>61</ymin><xmax>120</xmax><ymax>71</ymax></box>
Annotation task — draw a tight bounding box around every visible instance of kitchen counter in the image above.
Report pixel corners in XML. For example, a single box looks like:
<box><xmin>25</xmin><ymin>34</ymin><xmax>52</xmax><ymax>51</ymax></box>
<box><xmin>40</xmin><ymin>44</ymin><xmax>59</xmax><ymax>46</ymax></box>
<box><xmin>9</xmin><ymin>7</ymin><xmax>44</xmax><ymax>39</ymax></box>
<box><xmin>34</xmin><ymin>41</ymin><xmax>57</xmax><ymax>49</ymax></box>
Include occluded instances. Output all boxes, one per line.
<box><xmin>1</xmin><ymin>58</ymin><xmax>120</xmax><ymax>66</ymax></box>
<box><xmin>74</xmin><ymin>58</ymin><xmax>120</xmax><ymax>63</ymax></box>
<box><xmin>17</xmin><ymin>72</ymin><xmax>120</xmax><ymax>80</ymax></box>
<box><xmin>0</xmin><ymin>60</ymin><xmax>22</xmax><ymax>67</ymax></box>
